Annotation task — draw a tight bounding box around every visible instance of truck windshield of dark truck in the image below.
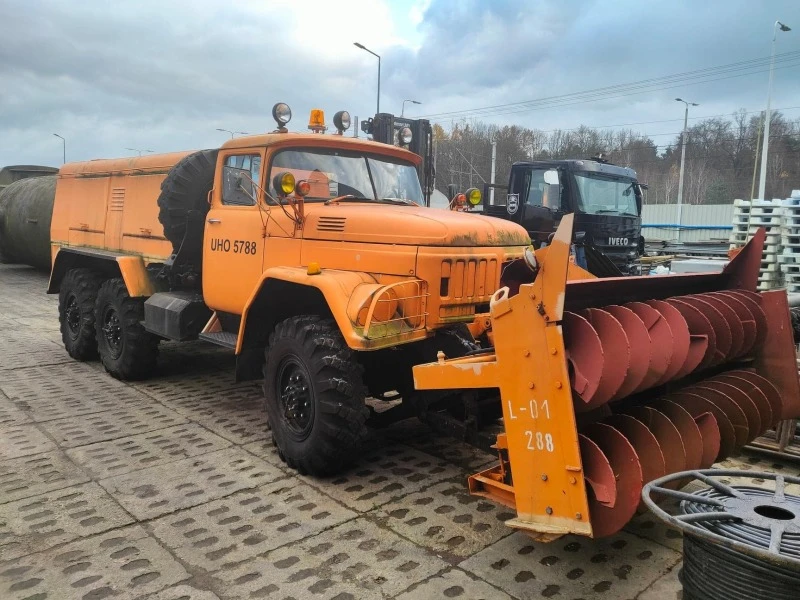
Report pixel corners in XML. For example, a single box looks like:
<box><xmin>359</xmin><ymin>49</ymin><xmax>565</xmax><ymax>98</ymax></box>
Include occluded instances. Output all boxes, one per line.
<box><xmin>572</xmin><ymin>172</ymin><xmax>639</xmax><ymax>217</ymax></box>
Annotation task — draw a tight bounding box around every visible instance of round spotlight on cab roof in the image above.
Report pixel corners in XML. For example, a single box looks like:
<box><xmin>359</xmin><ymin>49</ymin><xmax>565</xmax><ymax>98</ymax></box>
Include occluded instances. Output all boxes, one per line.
<box><xmin>273</xmin><ymin>171</ymin><xmax>296</xmax><ymax>196</ymax></box>
<box><xmin>398</xmin><ymin>126</ymin><xmax>412</xmax><ymax>145</ymax></box>
<box><xmin>272</xmin><ymin>103</ymin><xmax>292</xmax><ymax>126</ymax></box>
<box><xmin>333</xmin><ymin>111</ymin><xmax>351</xmax><ymax>133</ymax></box>
<box><xmin>465</xmin><ymin>187</ymin><xmax>482</xmax><ymax>206</ymax></box>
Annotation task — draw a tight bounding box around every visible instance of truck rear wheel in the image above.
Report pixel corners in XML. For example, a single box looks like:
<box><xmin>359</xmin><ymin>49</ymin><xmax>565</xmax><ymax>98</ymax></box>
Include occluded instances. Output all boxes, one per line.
<box><xmin>58</xmin><ymin>268</ymin><xmax>102</xmax><ymax>360</ymax></box>
<box><xmin>264</xmin><ymin>316</ymin><xmax>369</xmax><ymax>476</ymax></box>
<box><xmin>94</xmin><ymin>278</ymin><xmax>159</xmax><ymax>380</ymax></box>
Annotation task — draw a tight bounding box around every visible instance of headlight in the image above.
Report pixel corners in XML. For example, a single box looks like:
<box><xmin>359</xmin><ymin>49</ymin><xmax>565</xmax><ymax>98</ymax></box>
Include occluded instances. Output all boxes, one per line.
<box><xmin>273</xmin><ymin>171</ymin><xmax>296</xmax><ymax>195</ymax></box>
<box><xmin>272</xmin><ymin>102</ymin><xmax>292</xmax><ymax>126</ymax></box>
<box><xmin>333</xmin><ymin>110</ymin><xmax>351</xmax><ymax>132</ymax></box>
<box><xmin>523</xmin><ymin>246</ymin><xmax>538</xmax><ymax>272</ymax></box>
<box><xmin>398</xmin><ymin>126</ymin><xmax>412</xmax><ymax>145</ymax></box>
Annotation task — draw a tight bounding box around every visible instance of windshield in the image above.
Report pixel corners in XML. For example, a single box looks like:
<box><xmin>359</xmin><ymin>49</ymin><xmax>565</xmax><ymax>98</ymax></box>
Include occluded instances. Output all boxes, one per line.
<box><xmin>572</xmin><ymin>172</ymin><xmax>640</xmax><ymax>217</ymax></box>
<box><xmin>268</xmin><ymin>148</ymin><xmax>423</xmax><ymax>204</ymax></box>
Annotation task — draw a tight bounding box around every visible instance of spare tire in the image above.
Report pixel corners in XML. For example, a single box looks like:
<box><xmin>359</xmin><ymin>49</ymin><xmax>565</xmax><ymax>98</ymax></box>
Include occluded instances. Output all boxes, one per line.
<box><xmin>157</xmin><ymin>149</ymin><xmax>219</xmax><ymax>262</ymax></box>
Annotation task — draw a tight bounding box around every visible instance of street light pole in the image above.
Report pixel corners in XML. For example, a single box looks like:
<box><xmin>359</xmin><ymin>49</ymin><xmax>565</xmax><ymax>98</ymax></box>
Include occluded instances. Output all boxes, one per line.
<box><xmin>354</xmin><ymin>42</ymin><xmax>381</xmax><ymax>114</ymax></box>
<box><xmin>757</xmin><ymin>20</ymin><xmax>791</xmax><ymax>200</ymax></box>
<box><xmin>53</xmin><ymin>133</ymin><xmax>65</xmax><ymax>165</ymax></box>
<box><xmin>401</xmin><ymin>99</ymin><xmax>421</xmax><ymax>117</ymax></box>
<box><xmin>216</xmin><ymin>128</ymin><xmax>235</xmax><ymax>139</ymax></box>
<box><xmin>675</xmin><ymin>98</ymin><xmax>698</xmax><ymax>240</ymax></box>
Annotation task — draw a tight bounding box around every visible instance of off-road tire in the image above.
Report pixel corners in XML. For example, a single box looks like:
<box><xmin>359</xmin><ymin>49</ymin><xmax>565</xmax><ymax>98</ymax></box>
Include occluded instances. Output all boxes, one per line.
<box><xmin>264</xmin><ymin>316</ymin><xmax>369</xmax><ymax>476</ymax></box>
<box><xmin>58</xmin><ymin>268</ymin><xmax>103</xmax><ymax>360</ymax></box>
<box><xmin>157</xmin><ymin>149</ymin><xmax>219</xmax><ymax>259</ymax></box>
<box><xmin>94</xmin><ymin>278</ymin><xmax>159</xmax><ymax>380</ymax></box>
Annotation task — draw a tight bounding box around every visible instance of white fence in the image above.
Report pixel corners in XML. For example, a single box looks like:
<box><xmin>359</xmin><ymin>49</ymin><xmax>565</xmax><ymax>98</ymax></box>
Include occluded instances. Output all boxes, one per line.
<box><xmin>642</xmin><ymin>203</ymin><xmax>734</xmax><ymax>243</ymax></box>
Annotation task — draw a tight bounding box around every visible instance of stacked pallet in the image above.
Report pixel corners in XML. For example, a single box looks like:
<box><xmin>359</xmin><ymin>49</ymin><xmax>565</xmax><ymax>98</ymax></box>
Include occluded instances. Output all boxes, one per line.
<box><xmin>779</xmin><ymin>190</ymin><xmax>800</xmax><ymax>293</ymax></box>
<box><xmin>730</xmin><ymin>199</ymin><xmax>784</xmax><ymax>291</ymax></box>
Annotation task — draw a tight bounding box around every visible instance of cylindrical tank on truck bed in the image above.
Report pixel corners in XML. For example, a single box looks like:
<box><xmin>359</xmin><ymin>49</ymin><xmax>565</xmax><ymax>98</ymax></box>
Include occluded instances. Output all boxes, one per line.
<box><xmin>0</xmin><ymin>175</ymin><xmax>57</xmax><ymax>270</ymax></box>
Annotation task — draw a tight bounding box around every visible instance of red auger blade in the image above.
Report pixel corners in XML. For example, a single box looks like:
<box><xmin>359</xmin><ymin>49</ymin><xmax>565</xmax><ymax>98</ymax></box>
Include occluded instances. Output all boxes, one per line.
<box><xmin>563</xmin><ymin>311</ymin><xmax>603</xmax><ymax>405</ymax></box>
<box><xmin>653</xmin><ymin>401</ymin><xmax>704</xmax><ymax>471</ymax></box>
<box><xmin>581</xmin><ymin>423</ymin><xmax>642</xmax><ymax>538</ymax></box>
<box><xmin>690</xmin><ymin>294</ymin><xmax>744</xmax><ymax>359</ymax></box>
<box><xmin>720</xmin><ymin>370</ymin><xmax>782</xmax><ymax>429</ymax></box>
<box><xmin>579</xmin><ymin>434</ymin><xmax>616</xmax><ymax>507</ymax></box>
<box><xmin>624</xmin><ymin>302</ymin><xmax>672</xmax><ymax>391</ymax></box>
<box><xmin>579</xmin><ymin>308</ymin><xmax>630</xmax><ymax>408</ymax></box>
<box><xmin>727</xmin><ymin>291</ymin><xmax>768</xmax><ymax>349</ymax></box>
<box><xmin>603</xmin><ymin>414</ymin><xmax>666</xmax><ymax>488</ymax></box>
<box><xmin>603</xmin><ymin>305</ymin><xmax>651</xmax><ymax>399</ymax></box>
<box><xmin>706</xmin><ymin>291</ymin><xmax>758</xmax><ymax>357</ymax></box>
<box><xmin>695</xmin><ymin>380</ymin><xmax>762</xmax><ymax>440</ymax></box>
<box><xmin>645</xmin><ymin>300</ymin><xmax>693</xmax><ymax>383</ymax></box>
<box><xmin>681</xmin><ymin>296</ymin><xmax>732</xmax><ymax>365</ymax></box>
<box><xmin>669</xmin><ymin>390</ymin><xmax>735</xmax><ymax>461</ymax></box>
<box><xmin>667</xmin><ymin>299</ymin><xmax>716</xmax><ymax>371</ymax></box>
<box><xmin>712</xmin><ymin>372</ymin><xmax>774</xmax><ymax>431</ymax></box>
<box><xmin>683</xmin><ymin>384</ymin><xmax>749</xmax><ymax>447</ymax></box>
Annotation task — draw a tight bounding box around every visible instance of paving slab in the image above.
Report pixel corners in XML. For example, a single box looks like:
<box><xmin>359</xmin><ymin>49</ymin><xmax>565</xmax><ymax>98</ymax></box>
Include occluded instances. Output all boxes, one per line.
<box><xmin>395</xmin><ymin>567</ymin><xmax>516</xmax><ymax>600</ymax></box>
<box><xmin>0</xmin><ymin>392</ymin><xmax>32</xmax><ymax>428</ymax></box>
<box><xmin>298</xmin><ymin>444</ymin><xmax>465</xmax><ymax>513</ymax></box>
<box><xmin>149</xmin><ymin>480</ymin><xmax>357</xmax><ymax>571</ymax></box>
<box><xmin>460</xmin><ymin>530</ymin><xmax>681</xmax><ymax>600</ymax></box>
<box><xmin>99</xmin><ymin>447</ymin><xmax>285</xmax><ymax>520</ymax></box>
<box><xmin>0</xmin><ymin>482</ymin><xmax>134</xmax><ymax>560</ymax></box>
<box><xmin>206</xmin><ymin>518</ymin><xmax>447</xmax><ymax>600</ymax></box>
<box><xmin>0</xmin><ymin>525</ymin><xmax>188</xmax><ymax>600</ymax></box>
<box><xmin>636</xmin><ymin>563</ymin><xmax>682</xmax><ymax>600</ymax></box>
<box><xmin>39</xmin><ymin>402</ymin><xmax>187</xmax><ymax>448</ymax></box>
<box><xmin>137</xmin><ymin>583</ymin><xmax>223</xmax><ymax>600</ymax></box>
<box><xmin>0</xmin><ymin>450</ymin><xmax>89</xmax><ymax>504</ymax></box>
<box><xmin>66</xmin><ymin>423</ymin><xmax>232</xmax><ymax>479</ymax></box>
<box><xmin>0</xmin><ymin>423</ymin><xmax>56</xmax><ymax>459</ymax></box>
<box><xmin>0</xmin><ymin>363</ymin><xmax>150</xmax><ymax>422</ymax></box>
<box><xmin>0</xmin><ymin>338</ymin><xmax>73</xmax><ymax>370</ymax></box>
<box><xmin>374</xmin><ymin>480</ymin><xmax>514</xmax><ymax>560</ymax></box>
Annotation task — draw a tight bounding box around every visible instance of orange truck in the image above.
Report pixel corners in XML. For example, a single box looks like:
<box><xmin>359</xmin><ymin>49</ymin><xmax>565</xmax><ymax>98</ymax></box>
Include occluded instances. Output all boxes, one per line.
<box><xmin>48</xmin><ymin>104</ymin><xmax>531</xmax><ymax>475</ymax></box>
<box><xmin>47</xmin><ymin>103</ymin><xmax>800</xmax><ymax>541</ymax></box>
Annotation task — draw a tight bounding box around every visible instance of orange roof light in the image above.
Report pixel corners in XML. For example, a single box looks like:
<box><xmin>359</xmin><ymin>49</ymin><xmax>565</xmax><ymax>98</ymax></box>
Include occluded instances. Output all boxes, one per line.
<box><xmin>308</xmin><ymin>109</ymin><xmax>326</xmax><ymax>133</ymax></box>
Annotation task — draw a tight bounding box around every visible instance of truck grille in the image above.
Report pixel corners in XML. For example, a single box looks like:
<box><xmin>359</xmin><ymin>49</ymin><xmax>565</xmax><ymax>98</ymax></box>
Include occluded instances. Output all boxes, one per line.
<box><xmin>316</xmin><ymin>216</ymin><xmax>346</xmax><ymax>232</ymax></box>
<box><xmin>440</xmin><ymin>258</ymin><xmax>498</xmax><ymax>300</ymax></box>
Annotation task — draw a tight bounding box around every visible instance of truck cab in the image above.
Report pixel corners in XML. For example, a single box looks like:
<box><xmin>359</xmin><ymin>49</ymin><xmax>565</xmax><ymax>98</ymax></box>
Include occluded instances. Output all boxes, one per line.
<box><xmin>484</xmin><ymin>159</ymin><xmax>644</xmax><ymax>274</ymax></box>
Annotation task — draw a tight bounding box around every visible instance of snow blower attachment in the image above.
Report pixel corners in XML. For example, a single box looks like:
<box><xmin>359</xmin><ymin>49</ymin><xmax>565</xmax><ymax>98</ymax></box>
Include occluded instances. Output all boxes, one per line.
<box><xmin>413</xmin><ymin>214</ymin><xmax>800</xmax><ymax>541</ymax></box>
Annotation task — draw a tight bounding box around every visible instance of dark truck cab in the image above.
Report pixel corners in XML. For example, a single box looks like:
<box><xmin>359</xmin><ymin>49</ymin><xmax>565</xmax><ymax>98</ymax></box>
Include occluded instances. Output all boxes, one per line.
<box><xmin>484</xmin><ymin>158</ymin><xmax>645</xmax><ymax>275</ymax></box>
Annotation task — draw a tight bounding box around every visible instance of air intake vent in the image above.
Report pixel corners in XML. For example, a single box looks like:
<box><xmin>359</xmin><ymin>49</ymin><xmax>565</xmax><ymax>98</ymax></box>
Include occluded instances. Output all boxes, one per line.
<box><xmin>110</xmin><ymin>188</ymin><xmax>125</xmax><ymax>211</ymax></box>
<box><xmin>317</xmin><ymin>216</ymin><xmax>346</xmax><ymax>232</ymax></box>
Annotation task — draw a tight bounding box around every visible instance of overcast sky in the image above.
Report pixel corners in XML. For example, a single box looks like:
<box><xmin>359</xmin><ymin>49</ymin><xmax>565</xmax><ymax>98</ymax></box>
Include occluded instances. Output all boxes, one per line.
<box><xmin>1</xmin><ymin>0</ymin><xmax>798</xmax><ymax>167</ymax></box>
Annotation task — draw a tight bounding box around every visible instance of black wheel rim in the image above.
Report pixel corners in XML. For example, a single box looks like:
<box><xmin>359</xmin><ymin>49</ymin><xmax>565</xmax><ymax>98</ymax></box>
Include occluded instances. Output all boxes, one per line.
<box><xmin>64</xmin><ymin>293</ymin><xmax>81</xmax><ymax>339</ymax></box>
<box><xmin>276</xmin><ymin>356</ymin><xmax>314</xmax><ymax>439</ymax></box>
<box><xmin>101</xmin><ymin>305</ymin><xmax>123</xmax><ymax>359</ymax></box>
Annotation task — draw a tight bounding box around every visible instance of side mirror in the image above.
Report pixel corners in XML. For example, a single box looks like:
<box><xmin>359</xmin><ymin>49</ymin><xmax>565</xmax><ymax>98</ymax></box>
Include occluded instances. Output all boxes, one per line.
<box><xmin>543</xmin><ymin>169</ymin><xmax>559</xmax><ymax>186</ymax></box>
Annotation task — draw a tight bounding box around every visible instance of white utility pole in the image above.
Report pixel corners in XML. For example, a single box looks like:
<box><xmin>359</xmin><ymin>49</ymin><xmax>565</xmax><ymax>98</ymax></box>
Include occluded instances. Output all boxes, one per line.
<box><xmin>758</xmin><ymin>20</ymin><xmax>791</xmax><ymax>200</ymax></box>
<box><xmin>489</xmin><ymin>140</ymin><xmax>497</xmax><ymax>204</ymax></box>
<box><xmin>675</xmin><ymin>98</ymin><xmax>698</xmax><ymax>240</ymax></box>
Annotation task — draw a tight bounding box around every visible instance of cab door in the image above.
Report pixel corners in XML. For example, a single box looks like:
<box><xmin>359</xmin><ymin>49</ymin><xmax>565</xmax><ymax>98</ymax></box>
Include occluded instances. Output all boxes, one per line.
<box><xmin>515</xmin><ymin>167</ymin><xmax>563</xmax><ymax>247</ymax></box>
<box><xmin>202</xmin><ymin>151</ymin><xmax>266</xmax><ymax>315</ymax></box>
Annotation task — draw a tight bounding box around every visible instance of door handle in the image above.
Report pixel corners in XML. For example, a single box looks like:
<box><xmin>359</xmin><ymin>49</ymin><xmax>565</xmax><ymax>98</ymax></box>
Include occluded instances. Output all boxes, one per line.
<box><xmin>207</xmin><ymin>218</ymin><xmax>221</xmax><ymax>224</ymax></box>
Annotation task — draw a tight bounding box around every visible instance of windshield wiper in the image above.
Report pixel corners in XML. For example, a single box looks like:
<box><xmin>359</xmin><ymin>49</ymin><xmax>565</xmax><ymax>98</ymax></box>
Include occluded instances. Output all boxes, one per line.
<box><xmin>324</xmin><ymin>195</ymin><xmax>371</xmax><ymax>205</ymax></box>
<box><xmin>380</xmin><ymin>197</ymin><xmax>418</xmax><ymax>205</ymax></box>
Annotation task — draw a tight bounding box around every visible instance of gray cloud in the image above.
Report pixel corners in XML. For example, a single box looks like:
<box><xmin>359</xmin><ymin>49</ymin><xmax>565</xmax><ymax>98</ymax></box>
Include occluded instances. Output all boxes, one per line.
<box><xmin>1</xmin><ymin>0</ymin><xmax>799</xmax><ymax>167</ymax></box>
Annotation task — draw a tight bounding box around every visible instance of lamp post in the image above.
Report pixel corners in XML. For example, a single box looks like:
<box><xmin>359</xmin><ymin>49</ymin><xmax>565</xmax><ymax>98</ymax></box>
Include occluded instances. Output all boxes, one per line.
<box><xmin>53</xmin><ymin>133</ymin><xmax>65</xmax><ymax>165</ymax></box>
<box><xmin>401</xmin><ymin>99</ymin><xmax>421</xmax><ymax>117</ymax></box>
<box><xmin>354</xmin><ymin>42</ymin><xmax>381</xmax><ymax>114</ymax></box>
<box><xmin>125</xmin><ymin>148</ymin><xmax>154</xmax><ymax>156</ymax></box>
<box><xmin>757</xmin><ymin>20</ymin><xmax>791</xmax><ymax>200</ymax></box>
<box><xmin>675</xmin><ymin>98</ymin><xmax>698</xmax><ymax>239</ymax></box>
<box><xmin>216</xmin><ymin>128</ymin><xmax>249</xmax><ymax>138</ymax></box>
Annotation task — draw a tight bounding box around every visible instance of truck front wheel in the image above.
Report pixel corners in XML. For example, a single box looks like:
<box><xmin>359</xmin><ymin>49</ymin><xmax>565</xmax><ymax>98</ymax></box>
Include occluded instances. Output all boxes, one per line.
<box><xmin>264</xmin><ymin>316</ymin><xmax>368</xmax><ymax>476</ymax></box>
<box><xmin>58</xmin><ymin>268</ymin><xmax>102</xmax><ymax>360</ymax></box>
<box><xmin>94</xmin><ymin>278</ymin><xmax>159</xmax><ymax>380</ymax></box>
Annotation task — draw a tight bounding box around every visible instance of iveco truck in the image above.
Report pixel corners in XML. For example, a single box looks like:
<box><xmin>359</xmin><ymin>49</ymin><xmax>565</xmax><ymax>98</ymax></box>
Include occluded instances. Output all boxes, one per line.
<box><xmin>484</xmin><ymin>157</ymin><xmax>645</xmax><ymax>274</ymax></box>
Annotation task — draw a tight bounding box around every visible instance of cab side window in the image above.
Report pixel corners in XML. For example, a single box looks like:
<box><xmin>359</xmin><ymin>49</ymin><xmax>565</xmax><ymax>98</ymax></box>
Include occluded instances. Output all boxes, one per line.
<box><xmin>525</xmin><ymin>168</ymin><xmax>561</xmax><ymax>211</ymax></box>
<box><xmin>221</xmin><ymin>154</ymin><xmax>262</xmax><ymax>206</ymax></box>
